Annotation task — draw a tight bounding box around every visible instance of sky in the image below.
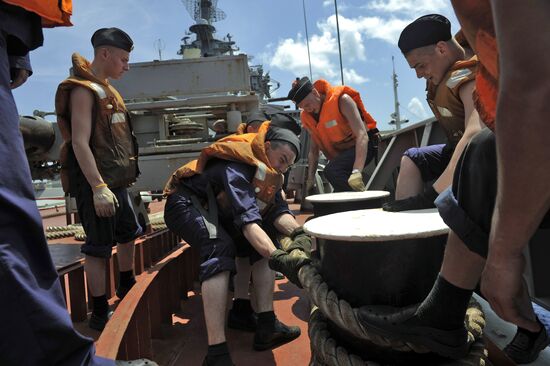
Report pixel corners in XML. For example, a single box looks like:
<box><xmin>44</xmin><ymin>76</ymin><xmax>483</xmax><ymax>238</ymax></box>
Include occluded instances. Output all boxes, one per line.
<box><xmin>12</xmin><ymin>0</ymin><xmax>462</xmax><ymax>131</ymax></box>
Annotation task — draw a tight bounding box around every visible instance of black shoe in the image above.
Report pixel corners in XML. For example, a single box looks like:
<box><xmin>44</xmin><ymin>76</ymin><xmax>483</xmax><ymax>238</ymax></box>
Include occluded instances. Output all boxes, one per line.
<box><xmin>357</xmin><ymin>304</ymin><xmax>470</xmax><ymax>359</ymax></box>
<box><xmin>504</xmin><ymin>325</ymin><xmax>550</xmax><ymax>364</ymax></box>
<box><xmin>253</xmin><ymin>319</ymin><xmax>301</xmax><ymax>351</ymax></box>
<box><xmin>228</xmin><ymin>308</ymin><xmax>257</xmax><ymax>332</ymax></box>
<box><xmin>116</xmin><ymin>281</ymin><xmax>136</xmax><ymax>300</ymax></box>
<box><xmin>89</xmin><ymin>311</ymin><xmax>113</xmax><ymax>331</ymax></box>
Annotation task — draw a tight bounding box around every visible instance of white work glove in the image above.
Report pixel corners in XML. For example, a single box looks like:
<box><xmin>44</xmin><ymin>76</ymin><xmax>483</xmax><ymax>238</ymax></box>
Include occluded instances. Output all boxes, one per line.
<box><xmin>347</xmin><ymin>169</ymin><xmax>365</xmax><ymax>191</ymax></box>
<box><xmin>93</xmin><ymin>185</ymin><xmax>119</xmax><ymax>217</ymax></box>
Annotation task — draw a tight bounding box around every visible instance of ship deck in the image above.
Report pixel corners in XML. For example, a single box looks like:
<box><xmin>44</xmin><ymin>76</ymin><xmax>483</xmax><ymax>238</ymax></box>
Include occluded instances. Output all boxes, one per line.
<box><xmin>41</xmin><ymin>201</ymin><xmax>550</xmax><ymax>365</ymax></box>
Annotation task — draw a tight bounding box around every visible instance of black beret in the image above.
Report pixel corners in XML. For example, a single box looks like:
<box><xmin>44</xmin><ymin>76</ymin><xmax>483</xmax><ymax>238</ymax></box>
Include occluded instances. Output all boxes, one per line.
<box><xmin>398</xmin><ymin>14</ymin><xmax>451</xmax><ymax>55</ymax></box>
<box><xmin>91</xmin><ymin>27</ymin><xmax>134</xmax><ymax>52</ymax></box>
<box><xmin>265</xmin><ymin>126</ymin><xmax>301</xmax><ymax>162</ymax></box>
<box><xmin>246</xmin><ymin>110</ymin><xmax>269</xmax><ymax>127</ymax></box>
<box><xmin>269</xmin><ymin>113</ymin><xmax>301</xmax><ymax>136</ymax></box>
<box><xmin>287</xmin><ymin>76</ymin><xmax>313</xmax><ymax>104</ymax></box>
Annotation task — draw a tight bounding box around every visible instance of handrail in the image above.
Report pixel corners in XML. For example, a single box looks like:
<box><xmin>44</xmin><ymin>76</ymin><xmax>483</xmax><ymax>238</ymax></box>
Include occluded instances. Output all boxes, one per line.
<box><xmin>96</xmin><ymin>243</ymin><xmax>199</xmax><ymax>360</ymax></box>
<box><xmin>56</xmin><ymin>228</ymin><xmax>183</xmax><ymax>322</ymax></box>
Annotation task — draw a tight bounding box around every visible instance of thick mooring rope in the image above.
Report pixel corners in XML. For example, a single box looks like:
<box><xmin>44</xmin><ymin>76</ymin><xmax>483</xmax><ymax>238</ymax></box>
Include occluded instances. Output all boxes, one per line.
<box><xmin>309</xmin><ymin>307</ymin><xmax>488</xmax><ymax>366</ymax></box>
<box><xmin>45</xmin><ymin>217</ymin><xmax>167</xmax><ymax>241</ymax></box>
<box><xmin>299</xmin><ymin>263</ymin><xmax>487</xmax><ymax>364</ymax></box>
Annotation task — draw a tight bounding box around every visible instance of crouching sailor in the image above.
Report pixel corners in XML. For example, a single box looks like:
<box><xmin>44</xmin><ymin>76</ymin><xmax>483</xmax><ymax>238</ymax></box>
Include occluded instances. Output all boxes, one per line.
<box><xmin>163</xmin><ymin>125</ymin><xmax>311</xmax><ymax>366</ymax></box>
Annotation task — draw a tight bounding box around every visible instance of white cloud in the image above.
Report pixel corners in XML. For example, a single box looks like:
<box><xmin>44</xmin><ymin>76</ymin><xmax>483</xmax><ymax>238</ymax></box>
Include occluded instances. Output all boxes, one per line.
<box><xmin>319</xmin><ymin>15</ymin><xmax>366</xmax><ymax>62</ymax></box>
<box><xmin>407</xmin><ymin>97</ymin><xmax>429</xmax><ymax>119</ymax></box>
<box><xmin>367</xmin><ymin>0</ymin><xmax>448</xmax><ymax>16</ymax></box>
<box><xmin>268</xmin><ymin>33</ymin><xmax>338</xmax><ymax>81</ymax></box>
<box><xmin>322</xmin><ymin>0</ymin><xmax>333</xmax><ymax>7</ymax></box>
<box><xmin>343</xmin><ymin>68</ymin><xmax>369</xmax><ymax>85</ymax></box>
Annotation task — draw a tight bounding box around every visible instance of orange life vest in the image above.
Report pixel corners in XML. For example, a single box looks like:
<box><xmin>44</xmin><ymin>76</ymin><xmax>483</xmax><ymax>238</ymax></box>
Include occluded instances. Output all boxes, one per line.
<box><xmin>300</xmin><ymin>79</ymin><xmax>377</xmax><ymax>160</ymax></box>
<box><xmin>452</xmin><ymin>0</ymin><xmax>498</xmax><ymax>130</ymax></box>
<box><xmin>55</xmin><ymin>53</ymin><xmax>139</xmax><ymax>193</ymax></box>
<box><xmin>4</xmin><ymin>0</ymin><xmax>72</xmax><ymax>27</ymax></box>
<box><xmin>164</xmin><ymin>124</ymin><xmax>283</xmax><ymax>211</ymax></box>
<box><xmin>236</xmin><ymin>123</ymin><xmax>248</xmax><ymax>135</ymax></box>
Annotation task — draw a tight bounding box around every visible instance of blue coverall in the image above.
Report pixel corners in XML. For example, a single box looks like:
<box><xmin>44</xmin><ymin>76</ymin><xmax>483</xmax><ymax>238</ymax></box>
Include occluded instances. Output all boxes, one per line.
<box><xmin>0</xmin><ymin>3</ymin><xmax>114</xmax><ymax>365</ymax></box>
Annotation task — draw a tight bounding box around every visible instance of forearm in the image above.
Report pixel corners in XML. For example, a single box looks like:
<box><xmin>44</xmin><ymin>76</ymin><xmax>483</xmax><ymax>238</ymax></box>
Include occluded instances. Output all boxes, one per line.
<box><xmin>72</xmin><ymin>142</ymin><xmax>104</xmax><ymax>188</ymax></box>
<box><xmin>353</xmin><ymin>132</ymin><xmax>368</xmax><ymax>170</ymax></box>
<box><xmin>242</xmin><ymin>223</ymin><xmax>277</xmax><ymax>258</ymax></box>
<box><xmin>307</xmin><ymin>149</ymin><xmax>319</xmax><ymax>181</ymax></box>
<box><xmin>273</xmin><ymin>213</ymin><xmax>300</xmax><ymax>237</ymax></box>
<box><xmin>490</xmin><ymin>0</ymin><xmax>550</xmax><ymax>256</ymax></box>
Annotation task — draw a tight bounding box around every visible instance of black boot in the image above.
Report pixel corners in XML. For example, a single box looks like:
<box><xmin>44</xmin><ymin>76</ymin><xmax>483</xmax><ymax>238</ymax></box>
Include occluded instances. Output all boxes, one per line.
<box><xmin>357</xmin><ymin>275</ymin><xmax>474</xmax><ymax>359</ymax></box>
<box><xmin>89</xmin><ymin>295</ymin><xmax>111</xmax><ymax>331</ymax></box>
<box><xmin>116</xmin><ymin>270</ymin><xmax>136</xmax><ymax>300</ymax></box>
<box><xmin>253</xmin><ymin>311</ymin><xmax>301</xmax><ymax>351</ymax></box>
<box><xmin>228</xmin><ymin>298</ymin><xmax>257</xmax><ymax>332</ymax></box>
<box><xmin>202</xmin><ymin>342</ymin><xmax>234</xmax><ymax>366</ymax></box>
<box><xmin>504</xmin><ymin>319</ymin><xmax>550</xmax><ymax>364</ymax></box>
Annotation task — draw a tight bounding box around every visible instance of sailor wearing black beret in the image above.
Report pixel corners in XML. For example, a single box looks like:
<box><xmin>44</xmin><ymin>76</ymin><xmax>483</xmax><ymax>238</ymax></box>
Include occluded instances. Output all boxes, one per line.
<box><xmin>286</xmin><ymin>76</ymin><xmax>379</xmax><ymax>193</ymax></box>
<box><xmin>379</xmin><ymin>15</ymin><xmax>482</xmax><ymax>213</ymax></box>
<box><xmin>91</xmin><ymin>27</ymin><xmax>134</xmax><ymax>52</ymax></box>
<box><xmin>55</xmin><ymin>25</ymin><xmax>140</xmax><ymax>331</ymax></box>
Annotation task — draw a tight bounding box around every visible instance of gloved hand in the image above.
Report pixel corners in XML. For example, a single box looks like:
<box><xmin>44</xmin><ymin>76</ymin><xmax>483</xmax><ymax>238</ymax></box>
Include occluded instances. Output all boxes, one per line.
<box><xmin>93</xmin><ymin>185</ymin><xmax>119</xmax><ymax>217</ymax></box>
<box><xmin>382</xmin><ymin>186</ymin><xmax>438</xmax><ymax>212</ymax></box>
<box><xmin>347</xmin><ymin>170</ymin><xmax>365</xmax><ymax>191</ymax></box>
<box><xmin>286</xmin><ymin>227</ymin><xmax>312</xmax><ymax>256</ymax></box>
<box><xmin>269</xmin><ymin>249</ymin><xmax>311</xmax><ymax>288</ymax></box>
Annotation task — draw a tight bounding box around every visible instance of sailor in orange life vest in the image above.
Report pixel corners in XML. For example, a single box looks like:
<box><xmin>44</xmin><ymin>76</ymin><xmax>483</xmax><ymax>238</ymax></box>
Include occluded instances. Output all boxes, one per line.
<box><xmin>55</xmin><ymin>28</ymin><xmax>142</xmax><ymax>332</ymax></box>
<box><xmin>287</xmin><ymin>77</ymin><xmax>380</xmax><ymax>192</ymax></box>
<box><xmin>163</xmin><ymin>125</ymin><xmax>311</xmax><ymax>366</ymax></box>
<box><xmin>0</xmin><ymin>2</ymin><xmax>151</xmax><ymax>365</ymax></box>
<box><xmin>358</xmin><ymin>8</ymin><xmax>550</xmax><ymax>362</ymax></box>
<box><xmin>382</xmin><ymin>14</ymin><xmax>483</xmax><ymax>212</ymax></box>
<box><xmin>228</xmin><ymin>111</ymin><xmax>302</xmax><ymax>334</ymax></box>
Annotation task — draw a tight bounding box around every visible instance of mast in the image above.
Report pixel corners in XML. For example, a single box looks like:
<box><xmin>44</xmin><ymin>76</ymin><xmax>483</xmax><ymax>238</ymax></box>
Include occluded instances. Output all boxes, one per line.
<box><xmin>391</xmin><ymin>55</ymin><xmax>402</xmax><ymax>130</ymax></box>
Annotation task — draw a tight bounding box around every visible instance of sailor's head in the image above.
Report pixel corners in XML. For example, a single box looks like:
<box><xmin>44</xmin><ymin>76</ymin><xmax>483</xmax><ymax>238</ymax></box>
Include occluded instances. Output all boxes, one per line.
<box><xmin>288</xmin><ymin>77</ymin><xmax>322</xmax><ymax>114</ymax></box>
<box><xmin>265</xmin><ymin>126</ymin><xmax>300</xmax><ymax>174</ymax></box>
<box><xmin>91</xmin><ymin>27</ymin><xmax>133</xmax><ymax>79</ymax></box>
<box><xmin>212</xmin><ymin>119</ymin><xmax>227</xmax><ymax>133</ymax></box>
<box><xmin>245</xmin><ymin>110</ymin><xmax>269</xmax><ymax>133</ymax></box>
<box><xmin>399</xmin><ymin>14</ymin><xmax>459</xmax><ymax>86</ymax></box>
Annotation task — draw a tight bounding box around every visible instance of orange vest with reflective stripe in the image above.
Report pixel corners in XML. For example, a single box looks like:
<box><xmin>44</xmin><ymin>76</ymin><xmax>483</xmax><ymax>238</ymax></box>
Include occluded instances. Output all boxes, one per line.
<box><xmin>4</xmin><ymin>0</ymin><xmax>72</xmax><ymax>27</ymax></box>
<box><xmin>300</xmin><ymin>79</ymin><xmax>377</xmax><ymax>160</ymax></box>
<box><xmin>452</xmin><ymin>0</ymin><xmax>498</xmax><ymax>130</ymax></box>
<box><xmin>164</xmin><ymin>124</ymin><xmax>283</xmax><ymax>210</ymax></box>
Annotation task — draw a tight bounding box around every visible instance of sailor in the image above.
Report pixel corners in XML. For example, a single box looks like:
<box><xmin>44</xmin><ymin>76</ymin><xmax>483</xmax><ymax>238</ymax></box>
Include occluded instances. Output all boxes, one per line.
<box><xmin>358</xmin><ymin>7</ymin><xmax>550</xmax><ymax>363</ymax></box>
<box><xmin>287</xmin><ymin>77</ymin><xmax>380</xmax><ymax>192</ymax></box>
<box><xmin>0</xmin><ymin>2</ymin><xmax>149</xmax><ymax>365</ymax></box>
<box><xmin>55</xmin><ymin>27</ymin><xmax>141</xmax><ymax>331</ymax></box>
<box><xmin>236</xmin><ymin>109</ymin><xmax>270</xmax><ymax>134</ymax></box>
<box><xmin>228</xmin><ymin>111</ymin><xmax>301</xmax><ymax>333</ymax></box>
<box><xmin>163</xmin><ymin>125</ymin><xmax>310</xmax><ymax>366</ymax></box>
<box><xmin>382</xmin><ymin>14</ymin><xmax>483</xmax><ymax>212</ymax></box>
<box><xmin>211</xmin><ymin>119</ymin><xmax>228</xmax><ymax>140</ymax></box>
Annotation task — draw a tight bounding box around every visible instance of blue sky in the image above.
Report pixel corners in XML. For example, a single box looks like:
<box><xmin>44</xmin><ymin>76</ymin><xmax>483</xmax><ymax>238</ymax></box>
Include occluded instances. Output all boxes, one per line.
<box><xmin>12</xmin><ymin>0</ymin><xmax>461</xmax><ymax>131</ymax></box>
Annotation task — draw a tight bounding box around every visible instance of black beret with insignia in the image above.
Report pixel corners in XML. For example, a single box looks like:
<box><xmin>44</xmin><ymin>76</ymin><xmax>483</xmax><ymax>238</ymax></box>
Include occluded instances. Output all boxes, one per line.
<box><xmin>287</xmin><ymin>76</ymin><xmax>313</xmax><ymax>104</ymax></box>
<box><xmin>398</xmin><ymin>14</ymin><xmax>451</xmax><ymax>55</ymax></box>
<box><xmin>91</xmin><ymin>27</ymin><xmax>134</xmax><ymax>52</ymax></box>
